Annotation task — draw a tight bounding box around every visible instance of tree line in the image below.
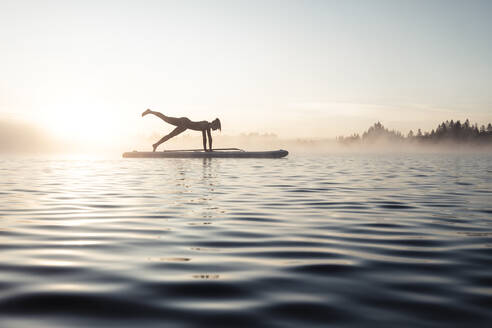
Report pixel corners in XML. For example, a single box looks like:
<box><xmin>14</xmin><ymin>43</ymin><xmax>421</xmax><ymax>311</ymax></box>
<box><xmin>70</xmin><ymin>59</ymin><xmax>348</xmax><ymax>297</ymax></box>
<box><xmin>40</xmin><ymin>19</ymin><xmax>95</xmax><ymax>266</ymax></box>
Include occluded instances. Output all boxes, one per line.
<box><xmin>338</xmin><ymin>120</ymin><xmax>492</xmax><ymax>145</ymax></box>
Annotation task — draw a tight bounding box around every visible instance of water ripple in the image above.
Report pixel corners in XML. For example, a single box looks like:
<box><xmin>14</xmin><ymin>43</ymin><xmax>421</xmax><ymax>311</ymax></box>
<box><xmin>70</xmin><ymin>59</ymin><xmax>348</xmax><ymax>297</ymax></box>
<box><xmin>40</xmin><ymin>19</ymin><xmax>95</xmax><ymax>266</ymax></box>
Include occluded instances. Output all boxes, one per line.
<box><xmin>0</xmin><ymin>154</ymin><xmax>491</xmax><ymax>327</ymax></box>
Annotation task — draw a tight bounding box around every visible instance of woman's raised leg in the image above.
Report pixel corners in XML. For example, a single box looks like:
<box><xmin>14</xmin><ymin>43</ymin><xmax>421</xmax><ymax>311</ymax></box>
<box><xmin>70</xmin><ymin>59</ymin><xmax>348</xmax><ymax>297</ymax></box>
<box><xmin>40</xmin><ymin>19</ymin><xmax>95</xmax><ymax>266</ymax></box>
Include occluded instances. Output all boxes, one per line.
<box><xmin>142</xmin><ymin>109</ymin><xmax>182</xmax><ymax>126</ymax></box>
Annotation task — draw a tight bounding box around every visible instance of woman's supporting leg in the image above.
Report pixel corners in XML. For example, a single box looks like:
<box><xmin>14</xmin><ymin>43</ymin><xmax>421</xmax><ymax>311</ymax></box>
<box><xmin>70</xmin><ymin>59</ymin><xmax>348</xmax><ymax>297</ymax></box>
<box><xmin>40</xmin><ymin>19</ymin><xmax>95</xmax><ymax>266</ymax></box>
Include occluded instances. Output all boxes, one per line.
<box><xmin>152</xmin><ymin>126</ymin><xmax>187</xmax><ymax>151</ymax></box>
<box><xmin>142</xmin><ymin>109</ymin><xmax>182</xmax><ymax>126</ymax></box>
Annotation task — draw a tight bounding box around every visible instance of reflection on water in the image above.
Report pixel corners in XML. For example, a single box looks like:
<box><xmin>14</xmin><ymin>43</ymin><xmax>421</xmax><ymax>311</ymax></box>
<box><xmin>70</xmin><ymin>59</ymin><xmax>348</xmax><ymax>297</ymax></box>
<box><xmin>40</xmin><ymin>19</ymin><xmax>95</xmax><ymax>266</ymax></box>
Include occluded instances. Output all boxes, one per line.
<box><xmin>0</xmin><ymin>154</ymin><xmax>491</xmax><ymax>327</ymax></box>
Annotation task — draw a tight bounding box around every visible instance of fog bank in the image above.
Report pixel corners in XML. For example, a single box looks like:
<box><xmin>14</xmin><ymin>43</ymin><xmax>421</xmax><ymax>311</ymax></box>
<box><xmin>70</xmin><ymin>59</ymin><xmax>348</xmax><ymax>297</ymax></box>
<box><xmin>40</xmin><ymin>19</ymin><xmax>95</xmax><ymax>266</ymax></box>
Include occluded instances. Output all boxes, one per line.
<box><xmin>0</xmin><ymin>120</ymin><xmax>64</xmax><ymax>154</ymax></box>
<box><xmin>2</xmin><ymin>119</ymin><xmax>491</xmax><ymax>158</ymax></box>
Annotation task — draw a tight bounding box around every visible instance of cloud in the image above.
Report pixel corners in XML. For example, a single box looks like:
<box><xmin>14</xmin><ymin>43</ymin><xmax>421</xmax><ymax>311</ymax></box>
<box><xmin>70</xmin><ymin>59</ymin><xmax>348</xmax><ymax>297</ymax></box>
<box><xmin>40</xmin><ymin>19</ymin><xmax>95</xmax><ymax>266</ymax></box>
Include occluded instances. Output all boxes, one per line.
<box><xmin>287</xmin><ymin>101</ymin><xmax>454</xmax><ymax>118</ymax></box>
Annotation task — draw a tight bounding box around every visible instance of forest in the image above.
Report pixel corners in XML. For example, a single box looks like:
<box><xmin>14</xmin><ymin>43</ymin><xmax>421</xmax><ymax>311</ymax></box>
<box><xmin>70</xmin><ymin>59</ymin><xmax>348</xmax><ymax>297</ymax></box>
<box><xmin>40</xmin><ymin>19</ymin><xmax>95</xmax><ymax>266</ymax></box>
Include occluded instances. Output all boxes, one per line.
<box><xmin>338</xmin><ymin>120</ymin><xmax>492</xmax><ymax>145</ymax></box>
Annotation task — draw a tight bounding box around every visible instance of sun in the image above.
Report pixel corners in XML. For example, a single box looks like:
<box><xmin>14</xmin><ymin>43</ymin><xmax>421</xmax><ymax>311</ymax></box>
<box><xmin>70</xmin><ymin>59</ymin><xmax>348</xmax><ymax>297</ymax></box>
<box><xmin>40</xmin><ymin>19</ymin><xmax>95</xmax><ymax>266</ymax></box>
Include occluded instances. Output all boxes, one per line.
<box><xmin>41</xmin><ymin>103</ymin><xmax>119</xmax><ymax>145</ymax></box>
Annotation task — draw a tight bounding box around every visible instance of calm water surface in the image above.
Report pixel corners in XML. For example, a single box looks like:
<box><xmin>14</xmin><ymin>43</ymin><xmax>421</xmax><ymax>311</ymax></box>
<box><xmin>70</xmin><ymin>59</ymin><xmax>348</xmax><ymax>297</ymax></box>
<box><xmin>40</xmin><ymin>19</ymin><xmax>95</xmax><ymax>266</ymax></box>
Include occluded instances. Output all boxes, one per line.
<box><xmin>1</xmin><ymin>154</ymin><xmax>491</xmax><ymax>327</ymax></box>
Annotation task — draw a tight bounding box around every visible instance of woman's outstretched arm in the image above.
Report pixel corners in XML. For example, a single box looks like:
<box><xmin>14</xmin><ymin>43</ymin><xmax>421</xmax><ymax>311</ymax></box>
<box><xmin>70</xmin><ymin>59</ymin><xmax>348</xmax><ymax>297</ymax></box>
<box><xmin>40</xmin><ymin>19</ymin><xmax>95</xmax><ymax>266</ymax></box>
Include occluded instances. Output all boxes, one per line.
<box><xmin>207</xmin><ymin>128</ymin><xmax>212</xmax><ymax>151</ymax></box>
<box><xmin>202</xmin><ymin>130</ymin><xmax>207</xmax><ymax>151</ymax></box>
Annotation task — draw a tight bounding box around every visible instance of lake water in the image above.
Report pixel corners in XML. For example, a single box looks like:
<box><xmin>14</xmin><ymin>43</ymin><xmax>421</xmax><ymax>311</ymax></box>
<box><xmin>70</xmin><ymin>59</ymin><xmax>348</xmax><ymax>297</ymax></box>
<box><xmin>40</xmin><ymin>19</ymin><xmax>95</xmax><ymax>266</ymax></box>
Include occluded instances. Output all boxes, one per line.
<box><xmin>1</xmin><ymin>153</ymin><xmax>491</xmax><ymax>327</ymax></box>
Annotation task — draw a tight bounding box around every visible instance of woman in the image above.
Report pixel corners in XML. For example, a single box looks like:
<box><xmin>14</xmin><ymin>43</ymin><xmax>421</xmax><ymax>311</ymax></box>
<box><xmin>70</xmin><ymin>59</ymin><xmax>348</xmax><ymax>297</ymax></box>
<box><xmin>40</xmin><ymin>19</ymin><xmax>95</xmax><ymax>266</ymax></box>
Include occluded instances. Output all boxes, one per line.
<box><xmin>142</xmin><ymin>109</ymin><xmax>221</xmax><ymax>152</ymax></box>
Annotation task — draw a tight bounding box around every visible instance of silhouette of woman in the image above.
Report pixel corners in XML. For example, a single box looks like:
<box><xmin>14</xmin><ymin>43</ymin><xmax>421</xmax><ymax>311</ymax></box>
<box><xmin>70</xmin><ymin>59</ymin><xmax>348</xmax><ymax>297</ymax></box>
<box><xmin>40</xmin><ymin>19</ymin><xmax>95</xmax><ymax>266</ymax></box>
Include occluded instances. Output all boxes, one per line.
<box><xmin>142</xmin><ymin>109</ymin><xmax>221</xmax><ymax>152</ymax></box>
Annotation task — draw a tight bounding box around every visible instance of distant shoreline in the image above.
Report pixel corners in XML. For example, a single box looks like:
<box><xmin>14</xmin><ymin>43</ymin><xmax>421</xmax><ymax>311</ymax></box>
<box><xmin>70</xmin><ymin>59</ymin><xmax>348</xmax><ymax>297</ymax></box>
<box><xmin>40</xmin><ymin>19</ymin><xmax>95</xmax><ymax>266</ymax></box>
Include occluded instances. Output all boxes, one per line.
<box><xmin>1</xmin><ymin>118</ymin><xmax>492</xmax><ymax>155</ymax></box>
<box><xmin>337</xmin><ymin>120</ymin><xmax>492</xmax><ymax>147</ymax></box>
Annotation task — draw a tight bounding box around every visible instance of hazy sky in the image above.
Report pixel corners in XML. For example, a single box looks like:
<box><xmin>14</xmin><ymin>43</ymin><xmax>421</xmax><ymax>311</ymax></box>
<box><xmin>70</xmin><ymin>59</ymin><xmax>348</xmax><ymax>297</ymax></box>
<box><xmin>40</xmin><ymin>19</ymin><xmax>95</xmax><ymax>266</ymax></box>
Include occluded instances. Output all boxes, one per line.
<box><xmin>1</xmin><ymin>0</ymin><xmax>491</xmax><ymax>147</ymax></box>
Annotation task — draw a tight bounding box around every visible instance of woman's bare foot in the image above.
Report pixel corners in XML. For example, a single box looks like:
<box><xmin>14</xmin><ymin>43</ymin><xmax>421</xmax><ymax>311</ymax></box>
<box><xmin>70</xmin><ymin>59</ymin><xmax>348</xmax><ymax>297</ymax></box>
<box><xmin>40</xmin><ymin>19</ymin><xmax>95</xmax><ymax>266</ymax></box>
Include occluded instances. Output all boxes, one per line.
<box><xmin>142</xmin><ymin>109</ymin><xmax>151</xmax><ymax>117</ymax></box>
<box><xmin>152</xmin><ymin>143</ymin><xmax>158</xmax><ymax>152</ymax></box>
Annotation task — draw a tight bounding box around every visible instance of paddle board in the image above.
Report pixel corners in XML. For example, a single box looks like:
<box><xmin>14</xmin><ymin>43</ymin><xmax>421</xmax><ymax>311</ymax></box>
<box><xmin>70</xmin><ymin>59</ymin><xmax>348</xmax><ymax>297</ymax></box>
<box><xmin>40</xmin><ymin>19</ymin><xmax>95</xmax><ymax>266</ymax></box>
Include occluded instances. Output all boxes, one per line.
<box><xmin>122</xmin><ymin>149</ymin><xmax>288</xmax><ymax>158</ymax></box>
